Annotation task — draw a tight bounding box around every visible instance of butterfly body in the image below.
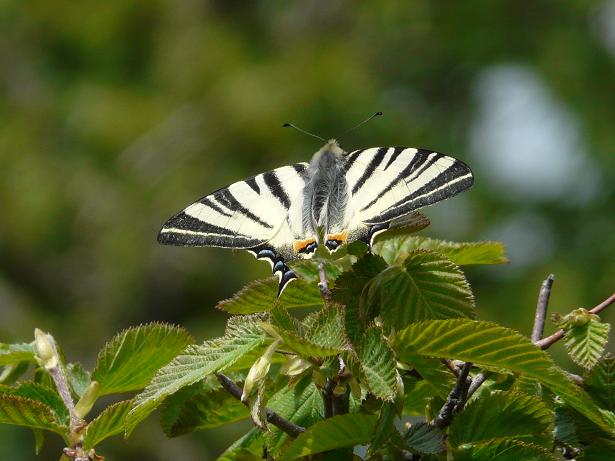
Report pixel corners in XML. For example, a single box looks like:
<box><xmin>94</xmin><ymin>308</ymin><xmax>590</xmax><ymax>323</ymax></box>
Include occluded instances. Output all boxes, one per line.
<box><xmin>159</xmin><ymin>139</ymin><xmax>474</xmax><ymax>294</ymax></box>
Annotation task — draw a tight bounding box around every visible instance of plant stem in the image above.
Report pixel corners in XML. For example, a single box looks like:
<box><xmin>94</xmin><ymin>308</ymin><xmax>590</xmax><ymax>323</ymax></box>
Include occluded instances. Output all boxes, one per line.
<box><xmin>216</xmin><ymin>373</ymin><xmax>305</xmax><ymax>437</ymax></box>
<box><xmin>323</xmin><ymin>378</ymin><xmax>335</xmax><ymax>418</ymax></box>
<box><xmin>535</xmin><ymin>293</ymin><xmax>615</xmax><ymax>350</ymax></box>
<box><xmin>466</xmin><ymin>371</ymin><xmax>489</xmax><ymax>400</ymax></box>
<box><xmin>318</xmin><ymin>262</ymin><xmax>331</xmax><ymax>302</ymax></box>
<box><xmin>531</xmin><ymin>274</ymin><xmax>555</xmax><ymax>343</ymax></box>
<box><xmin>432</xmin><ymin>362</ymin><xmax>473</xmax><ymax>429</ymax></box>
<box><xmin>46</xmin><ymin>338</ymin><xmax>80</xmax><ymax>431</ymax></box>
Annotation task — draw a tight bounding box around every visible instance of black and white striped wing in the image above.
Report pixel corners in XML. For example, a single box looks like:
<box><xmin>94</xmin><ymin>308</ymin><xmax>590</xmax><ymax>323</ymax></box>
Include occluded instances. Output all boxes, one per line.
<box><xmin>158</xmin><ymin>163</ymin><xmax>309</xmax><ymax>293</ymax></box>
<box><xmin>343</xmin><ymin>147</ymin><xmax>473</xmax><ymax>242</ymax></box>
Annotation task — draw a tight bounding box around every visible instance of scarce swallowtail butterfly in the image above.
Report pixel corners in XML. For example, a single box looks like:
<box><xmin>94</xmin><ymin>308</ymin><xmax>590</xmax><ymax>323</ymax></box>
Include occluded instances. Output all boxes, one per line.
<box><xmin>158</xmin><ymin>139</ymin><xmax>474</xmax><ymax>295</ymax></box>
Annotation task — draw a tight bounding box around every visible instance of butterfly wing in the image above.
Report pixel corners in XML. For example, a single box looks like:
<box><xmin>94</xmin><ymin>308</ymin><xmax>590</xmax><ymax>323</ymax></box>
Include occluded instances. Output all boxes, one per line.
<box><xmin>159</xmin><ymin>163</ymin><xmax>310</xmax><ymax>294</ymax></box>
<box><xmin>342</xmin><ymin>147</ymin><xmax>473</xmax><ymax>245</ymax></box>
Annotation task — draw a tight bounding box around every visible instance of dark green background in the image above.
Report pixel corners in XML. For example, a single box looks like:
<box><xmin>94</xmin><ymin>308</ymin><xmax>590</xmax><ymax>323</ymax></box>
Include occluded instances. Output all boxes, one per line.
<box><xmin>1</xmin><ymin>1</ymin><xmax>614</xmax><ymax>459</ymax></box>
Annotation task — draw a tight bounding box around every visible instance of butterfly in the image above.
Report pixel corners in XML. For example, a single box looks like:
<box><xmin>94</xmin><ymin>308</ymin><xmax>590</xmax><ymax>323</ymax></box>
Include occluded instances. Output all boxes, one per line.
<box><xmin>158</xmin><ymin>139</ymin><xmax>474</xmax><ymax>295</ymax></box>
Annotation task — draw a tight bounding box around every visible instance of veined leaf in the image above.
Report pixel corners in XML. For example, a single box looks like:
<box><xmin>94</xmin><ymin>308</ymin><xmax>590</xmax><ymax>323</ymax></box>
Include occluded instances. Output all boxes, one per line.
<box><xmin>83</xmin><ymin>400</ymin><xmax>132</xmax><ymax>449</ymax></box>
<box><xmin>279</xmin><ymin>413</ymin><xmax>377</xmax><ymax>460</ymax></box>
<box><xmin>0</xmin><ymin>383</ymin><xmax>69</xmax><ymax>426</ymax></box>
<box><xmin>0</xmin><ymin>343</ymin><xmax>35</xmax><ymax>366</ymax></box>
<box><xmin>402</xmin><ymin>377</ymin><xmax>439</xmax><ymax>416</ymax></box>
<box><xmin>404</xmin><ymin>355</ymin><xmax>455</xmax><ymax>399</ymax></box>
<box><xmin>449</xmin><ymin>391</ymin><xmax>553</xmax><ymax>448</ymax></box>
<box><xmin>560</xmin><ymin>311</ymin><xmax>610</xmax><ymax>370</ymax></box>
<box><xmin>266</xmin><ymin>377</ymin><xmax>323</xmax><ymax>456</ymax></box>
<box><xmin>373</xmin><ymin>235</ymin><xmax>508</xmax><ymax>266</ymax></box>
<box><xmin>126</xmin><ymin>315</ymin><xmax>269</xmax><ymax>436</ymax></box>
<box><xmin>302</xmin><ymin>305</ymin><xmax>349</xmax><ymax>353</ymax></box>
<box><xmin>394</xmin><ymin>319</ymin><xmax>611</xmax><ymax>434</ymax></box>
<box><xmin>92</xmin><ymin>323</ymin><xmax>192</xmax><ymax>396</ymax></box>
<box><xmin>0</xmin><ymin>394</ymin><xmax>66</xmax><ymax>435</ymax></box>
<box><xmin>216</xmin><ymin>277</ymin><xmax>323</xmax><ymax>314</ymax></box>
<box><xmin>265</xmin><ymin>325</ymin><xmax>345</xmax><ymax>358</ymax></box>
<box><xmin>331</xmin><ymin>254</ymin><xmax>388</xmax><ymax>345</ymax></box>
<box><xmin>161</xmin><ymin>380</ymin><xmax>248</xmax><ymax>437</ymax></box>
<box><xmin>371</xmin><ymin>402</ymin><xmax>397</xmax><ymax>452</ymax></box>
<box><xmin>290</xmin><ymin>260</ymin><xmax>344</xmax><ymax>283</ymax></box>
<box><xmin>406</xmin><ymin>422</ymin><xmax>445</xmax><ymax>454</ymax></box>
<box><xmin>454</xmin><ymin>440</ymin><xmax>557</xmax><ymax>461</ymax></box>
<box><xmin>585</xmin><ymin>354</ymin><xmax>615</xmax><ymax>411</ymax></box>
<box><xmin>359</xmin><ymin>326</ymin><xmax>397</xmax><ymax>401</ymax></box>
<box><xmin>218</xmin><ymin>428</ymin><xmax>263</xmax><ymax>461</ymax></box>
<box><xmin>367</xmin><ymin>251</ymin><xmax>475</xmax><ymax>329</ymax></box>
<box><xmin>0</xmin><ymin>361</ymin><xmax>30</xmax><ymax>385</ymax></box>
<box><xmin>67</xmin><ymin>362</ymin><xmax>91</xmax><ymax>398</ymax></box>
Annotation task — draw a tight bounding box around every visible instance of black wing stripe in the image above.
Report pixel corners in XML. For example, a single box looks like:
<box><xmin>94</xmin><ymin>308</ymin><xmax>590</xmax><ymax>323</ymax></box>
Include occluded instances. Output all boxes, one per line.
<box><xmin>359</xmin><ymin>149</ymin><xmax>430</xmax><ymax>211</ymax></box>
<box><xmin>383</xmin><ymin>147</ymin><xmax>405</xmax><ymax>170</ymax></box>
<box><xmin>263</xmin><ymin>170</ymin><xmax>291</xmax><ymax>209</ymax></box>
<box><xmin>217</xmin><ymin>189</ymin><xmax>274</xmax><ymax>229</ymax></box>
<box><xmin>159</xmin><ymin>230</ymin><xmax>261</xmax><ymax>248</ymax></box>
<box><xmin>351</xmin><ymin>147</ymin><xmax>388</xmax><ymax>195</ymax></box>
<box><xmin>199</xmin><ymin>197</ymin><xmax>233</xmax><ymax>217</ymax></box>
<box><xmin>342</xmin><ymin>149</ymin><xmax>364</xmax><ymax>173</ymax></box>
<box><xmin>245</xmin><ymin>177</ymin><xmax>260</xmax><ymax>194</ymax></box>
<box><xmin>163</xmin><ymin>212</ymin><xmax>247</xmax><ymax>236</ymax></box>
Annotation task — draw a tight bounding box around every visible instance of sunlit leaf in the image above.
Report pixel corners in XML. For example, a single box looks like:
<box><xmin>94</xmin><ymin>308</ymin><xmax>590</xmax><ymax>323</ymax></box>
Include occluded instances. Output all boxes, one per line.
<box><xmin>367</xmin><ymin>251</ymin><xmax>475</xmax><ymax>329</ymax></box>
<box><xmin>454</xmin><ymin>440</ymin><xmax>557</xmax><ymax>461</ymax></box>
<box><xmin>92</xmin><ymin>323</ymin><xmax>192</xmax><ymax>396</ymax></box>
<box><xmin>126</xmin><ymin>315</ymin><xmax>269</xmax><ymax>436</ymax></box>
<box><xmin>0</xmin><ymin>394</ymin><xmax>66</xmax><ymax>435</ymax></box>
<box><xmin>0</xmin><ymin>343</ymin><xmax>35</xmax><ymax>366</ymax></box>
<box><xmin>66</xmin><ymin>362</ymin><xmax>91</xmax><ymax>398</ymax></box>
<box><xmin>394</xmin><ymin>319</ymin><xmax>611</xmax><ymax>434</ymax></box>
<box><xmin>558</xmin><ymin>310</ymin><xmax>611</xmax><ymax>370</ymax></box>
<box><xmin>585</xmin><ymin>354</ymin><xmax>615</xmax><ymax>411</ymax></box>
<box><xmin>83</xmin><ymin>400</ymin><xmax>131</xmax><ymax>449</ymax></box>
<box><xmin>449</xmin><ymin>391</ymin><xmax>553</xmax><ymax>447</ymax></box>
<box><xmin>216</xmin><ymin>277</ymin><xmax>323</xmax><ymax>314</ymax></box>
<box><xmin>0</xmin><ymin>382</ymin><xmax>69</xmax><ymax>426</ymax></box>
<box><xmin>359</xmin><ymin>326</ymin><xmax>397</xmax><ymax>401</ymax></box>
<box><xmin>279</xmin><ymin>413</ymin><xmax>377</xmax><ymax>460</ymax></box>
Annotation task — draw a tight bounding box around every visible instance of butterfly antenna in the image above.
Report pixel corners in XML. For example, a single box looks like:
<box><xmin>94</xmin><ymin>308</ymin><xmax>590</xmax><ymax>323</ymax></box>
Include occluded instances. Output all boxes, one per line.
<box><xmin>283</xmin><ymin>123</ymin><xmax>326</xmax><ymax>142</ymax></box>
<box><xmin>338</xmin><ymin>111</ymin><xmax>383</xmax><ymax>139</ymax></box>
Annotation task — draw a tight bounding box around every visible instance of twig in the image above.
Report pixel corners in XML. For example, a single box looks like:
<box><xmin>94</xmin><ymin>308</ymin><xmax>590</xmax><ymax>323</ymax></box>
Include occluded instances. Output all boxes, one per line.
<box><xmin>216</xmin><ymin>373</ymin><xmax>305</xmax><ymax>437</ymax></box>
<box><xmin>466</xmin><ymin>371</ymin><xmax>489</xmax><ymax>400</ymax></box>
<box><xmin>432</xmin><ymin>362</ymin><xmax>473</xmax><ymax>429</ymax></box>
<box><xmin>531</xmin><ymin>274</ymin><xmax>555</xmax><ymax>343</ymax></box>
<box><xmin>323</xmin><ymin>379</ymin><xmax>335</xmax><ymax>418</ymax></box>
<box><xmin>535</xmin><ymin>293</ymin><xmax>615</xmax><ymax>350</ymax></box>
<box><xmin>318</xmin><ymin>262</ymin><xmax>331</xmax><ymax>302</ymax></box>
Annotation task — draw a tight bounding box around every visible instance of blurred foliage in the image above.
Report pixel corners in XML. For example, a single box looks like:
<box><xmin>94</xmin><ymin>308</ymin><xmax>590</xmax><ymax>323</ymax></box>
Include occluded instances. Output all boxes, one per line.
<box><xmin>0</xmin><ymin>1</ymin><xmax>614</xmax><ymax>459</ymax></box>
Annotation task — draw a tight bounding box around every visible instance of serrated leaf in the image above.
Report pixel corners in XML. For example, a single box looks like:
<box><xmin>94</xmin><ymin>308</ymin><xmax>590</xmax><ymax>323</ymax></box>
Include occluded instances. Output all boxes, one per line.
<box><xmin>554</xmin><ymin>404</ymin><xmax>579</xmax><ymax>446</ymax></box>
<box><xmin>266</xmin><ymin>326</ymin><xmax>345</xmax><ymax>358</ymax></box>
<box><xmin>266</xmin><ymin>377</ymin><xmax>323</xmax><ymax>456</ymax></box>
<box><xmin>331</xmin><ymin>254</ymin><xmax>388</xmax><ymax>345</ymax></box>
<box><xmin>449</xmin><ymin>391</ymin><xmax>553</xmax><ymax>448</ymax></box>
<box><xmin>585</xmin><ymin>354</ymin><xmax>615</xmax><ymax>411</ymax></box>
<box><xmin>373</xmin><ymin>235</ymin><xmax>508</xmax><ymax>266</ymax></box>
<box><xmin>290</xmin><ymin>260</ymin><xmax>344</xmax><ymax>283</ymax></box>
<box><xmin>0</xmin><ymin>343</ymin><xmax>35</xmax><ymax>366</ymax></box>
<box><xmin>67</xmin><ymin>363</ymin><xmax>91</xmax><ymax>398</ymax></box>
<box><xmin>279</xmin><ymin>413</ymin><xmax>377</xmax><ymax>460</ymax></box>
<box><xmin>216</xmin><ymin>277</ymin><xmax>323</xmax><ymax>314</ymax></box>
<box><xmin>92</xmin><ymin>323</ymin><xmax>192</xmax><ymax>396</ymax></box>
<box><xmin>562</xmin><ymin>318</ymin><xmax>610</xmax><ymax>370</ymax></box>
<box><xmin>406</xmin><ymin>422</ymin><xmax>445</xmax><ymax>454</ymax></box>
<box><xmin>454</xmin><ymin>440</ymin><xmax>557</xmax><ymax>461</ymax></box>
<box><xmin>404</xmin><ymin>355</ymin><xmax>455</xmax><ymax>399</ymax></box>
<box><xmin>126</xmin><ymin>315</ymin><xmax>268</xmax><ymax>436</ymax></box>
<box><xmin>394</xmin><ymin>319</ymin><xmax>612</xmax><ymax>434</ymax></box>
<box><xmin>0</xmin><ymin>394</ymin><xmax>66</xmax><ymax>435</ymax></box>
<box><xmin>161</xmin><ymin>381</ymin><xmax>248</xmax><ymax>436</ymax></box>
<box><xmin>402</xmin><ymin>377</ymin><xmax>439</xmax><ymax>416</ymax></box>
<box><xmin>0</xmin><ymin>383</ymin><xmax>69</xmax><ymax>426</ymax></box>
<box><xmin>83</xmin><ymin>400</ymin><xmax>131</xmax><ymax>449</ymax></box>
<box><xmin>359</xmin><ymin>326</ymin><xmax>397</xmax><ymax>401</ymax></box>
<box><xmin>302</xmin><ymin>305</ymin><xmax>349</xmax><ymax>353</ymax></box>
<box><xmin>371</xmin><ymin>402</ymin><xmax>397</xmax><ymax>451</ymax></box>
<box><xmin>249</xmin><ymin>381</ymin><xmax>267</xmax><ymax>430</ymax></box>
<box><xmin>366</xmin><ymin>251</ymin><xmax>475</xmax><ymax>330</ymax></box>
<box><xmin>0</xmin><ymin>361</ymin><xmax>30</xmax><ymax>385</ymax></box>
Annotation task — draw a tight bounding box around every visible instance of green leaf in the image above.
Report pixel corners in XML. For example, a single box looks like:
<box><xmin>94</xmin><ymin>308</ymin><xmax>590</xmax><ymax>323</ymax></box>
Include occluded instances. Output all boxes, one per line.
<box><xmin>0</xmin><ymin>383</ymin><xmax>69</xmax><ymax>426</ymax></box>
<box><xmin>373</xmin><ymin>235</ymin><xmax>508</xmax><ymax>266</ymax></box>
<box><xmin>290</xmin><ymin>260</ymin><xmax>344</xmax><ymax>283</ymax></box>
<box><xmin>92</xmin><ymin>322</ymin><xmax>192</xmax><ymax>396</ymax></box>
<box><xmin>359</xmin><ymin>326</ymin><xmax>397</xmax><ymax>401</ymax></box>
<box><xmin>371</xmin><ymin>402</ymin><xmax>397</xmax><ymax>452</ymax></box>
<box><xmin>454</xmin><ymin>440</ymin><xmax>557</xmax><ymax>461</ymax></box>
<box><xmin>331</xmin><ymin>254</ymin><xmax>388</xmax><ymax>345</ymax></box>
<box><xmin>449</xmin><ymin>391</ymin><xmax>553</xmax><ymax>447</ymax></box>
<box><xmin>0</xmin><ymin>343</ymin><xmax>35</xmax><ymax>366</ymax></box>
<box><xmin>404</xmin><ymin>355</ymin><xmax>455</xmax><ymax>399</ymax></box>
<box><xmin>0</xmin><ymin>361</ymin><xmax>30</xmax><ymax>385</ymax></box>
<box><xmin>585</xmin><ymin>354</ymin><xmax>615</xmax><ymax>411</ymax></box>
<box><xmin>161</xmin><ymin>380</ymin><xmax>248</xmax><ymax>437</ymax></box>
<box><xmin>126</xmin><ymin>315</ymin><xmax>268</xmax><ymax>436</ymax></box>
<box><xmin>216</xmin><ymin>277</ymin><xmax>323</xmax><ymax>314</ymax></box>
<box><xmin>578</xmin><ymin>438</ymin><xmax>615</xmax><ymax>460</ymax></box>
<box><xmin>405</xmin><ymin>422</ymin><xmax>445</xmax><ymax>454</ymax></box>
<box><xmin>559</xmin><ymin>310</ymin><xmax>610</xmax><ymax>370</ymax></box>
<box><xmin>266</xmin><ymin>377</ymin><xmax>323</xmax><ymax>456</ymax></box>
<box><xmin>0</xmin><ymin>394</ymin><xmax>66</xmax><ymax>435</ymax></box>
<box><xmin>218</xmin><ymin>428</ymin><xmax>263</xmax><ymax>461</ymax></box>
<box><xmin>83</xmin><ymin>400</ymin><xmax>132</xmax><ymax>449</ymax></box>
<box><xmin>402</xmin><ymin>377</ymin><xmax>439</xmax><ymax>416</ymax></box>
<box><xmin>394</xmin><ymin>319</ymin><xmax>612</xmax><ymax>434</ymax></box>
<box><xmin>279</xmin><ymin>413</ymin><xmax>378</xmax><ymax>460</ymax></box>
<box><xmin>366</xmin><ymin>251</ymin><xmax>475</xmax><ymax>330</ymax></box>
<box><xmin>302</xmin><ymin>305</ymin><xmax>349</xmax><ymax>353</ymax></box>
<box><xmin>67</xmin><ymin>362</ymin><xmax>91</xmax><ymax>398</ymax></box>
<box><xmin>265</xmin><ymin>325</ymin><xmax>345</xmax><ymax>358</ymax></box>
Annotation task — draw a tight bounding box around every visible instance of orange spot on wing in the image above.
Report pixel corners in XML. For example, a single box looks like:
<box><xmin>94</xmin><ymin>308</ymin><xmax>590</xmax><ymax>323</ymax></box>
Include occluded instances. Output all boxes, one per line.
<box><xmin>326</xmin><ymin>230</ymin><xmax>349</xmax><ymax>243</ymax></box>
<box><xmin>294</xmin><ymin>237</ymin><xmax>317</xmax><ymax>254</ymax></box>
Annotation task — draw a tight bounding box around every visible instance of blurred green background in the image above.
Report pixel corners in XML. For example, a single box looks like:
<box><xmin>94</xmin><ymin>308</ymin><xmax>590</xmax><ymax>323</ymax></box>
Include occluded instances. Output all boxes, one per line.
<box><xmin>1</xmin><ymin>1</ymin><xmax>614</xmax><ymax>459</ymax></box>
